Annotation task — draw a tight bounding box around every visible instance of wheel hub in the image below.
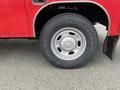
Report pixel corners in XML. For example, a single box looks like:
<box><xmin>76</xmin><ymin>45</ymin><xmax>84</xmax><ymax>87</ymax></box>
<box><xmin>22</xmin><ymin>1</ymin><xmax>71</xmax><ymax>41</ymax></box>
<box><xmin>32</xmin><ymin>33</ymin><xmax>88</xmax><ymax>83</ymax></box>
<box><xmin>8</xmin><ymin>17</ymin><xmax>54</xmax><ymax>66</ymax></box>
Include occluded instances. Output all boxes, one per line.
<box><xmin>51</xmin><ymin>27</ymin><xmax>87</xmax><ymax>60</ymax></box>
<box><xmin>61</xmin><ymin>37</ymin><xmax>76</xmax><ymax>51</ymax></box>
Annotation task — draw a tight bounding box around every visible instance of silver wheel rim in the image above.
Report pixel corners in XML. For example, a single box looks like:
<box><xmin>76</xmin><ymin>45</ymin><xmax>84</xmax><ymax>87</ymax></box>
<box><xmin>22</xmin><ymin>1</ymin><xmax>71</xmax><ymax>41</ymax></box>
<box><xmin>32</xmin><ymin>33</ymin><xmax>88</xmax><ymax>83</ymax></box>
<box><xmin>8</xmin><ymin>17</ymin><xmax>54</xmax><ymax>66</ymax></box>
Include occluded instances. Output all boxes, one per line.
<box><xmin>51</xmin><ymin>27</ymin><xmax>87</xmax><ymax>61</ymax></box>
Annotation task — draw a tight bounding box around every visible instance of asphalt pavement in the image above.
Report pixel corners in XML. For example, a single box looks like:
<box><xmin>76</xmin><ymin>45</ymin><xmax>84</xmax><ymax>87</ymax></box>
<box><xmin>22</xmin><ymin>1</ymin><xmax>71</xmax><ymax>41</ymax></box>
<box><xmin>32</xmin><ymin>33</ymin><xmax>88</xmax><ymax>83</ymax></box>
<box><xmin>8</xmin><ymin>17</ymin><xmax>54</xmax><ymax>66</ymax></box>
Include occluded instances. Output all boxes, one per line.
<box><xmin>0</xmin><ymin>24</ymin><xmax>120</xmax><ymax>90</ymax></box>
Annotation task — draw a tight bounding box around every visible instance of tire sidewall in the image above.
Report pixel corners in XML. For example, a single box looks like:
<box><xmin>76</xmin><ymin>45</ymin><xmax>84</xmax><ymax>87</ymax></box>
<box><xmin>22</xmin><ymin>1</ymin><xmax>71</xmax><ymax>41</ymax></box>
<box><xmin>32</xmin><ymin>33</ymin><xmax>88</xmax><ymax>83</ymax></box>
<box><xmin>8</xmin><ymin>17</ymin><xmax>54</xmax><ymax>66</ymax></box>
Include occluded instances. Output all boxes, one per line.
<box><xmin>40</xmin><ymin>13</ymin><xmax>98</xmax><ymax>68</ymax></box>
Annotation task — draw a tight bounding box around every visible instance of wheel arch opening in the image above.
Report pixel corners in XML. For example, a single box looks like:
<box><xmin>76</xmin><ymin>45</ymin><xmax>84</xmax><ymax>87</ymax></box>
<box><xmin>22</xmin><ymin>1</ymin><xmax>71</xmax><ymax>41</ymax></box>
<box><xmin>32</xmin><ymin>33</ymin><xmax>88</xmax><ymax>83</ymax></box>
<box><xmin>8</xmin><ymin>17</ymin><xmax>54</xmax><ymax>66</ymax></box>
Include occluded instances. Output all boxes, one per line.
<box><xmin>34</xmin><ymin>2</ymin><xmax>110</xmax><ymax>39</ymax></box>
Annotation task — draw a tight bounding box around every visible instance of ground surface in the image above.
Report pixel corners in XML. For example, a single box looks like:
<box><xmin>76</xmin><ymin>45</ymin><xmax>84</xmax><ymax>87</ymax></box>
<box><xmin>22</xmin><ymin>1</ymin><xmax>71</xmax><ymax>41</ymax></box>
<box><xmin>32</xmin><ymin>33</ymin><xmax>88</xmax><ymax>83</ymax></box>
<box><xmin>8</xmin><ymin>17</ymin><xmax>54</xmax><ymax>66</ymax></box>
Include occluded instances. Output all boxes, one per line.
<box><xmin>0</xmin><ymin>24</ymin><xmax>120</xmax><ymax>90</ymax></box>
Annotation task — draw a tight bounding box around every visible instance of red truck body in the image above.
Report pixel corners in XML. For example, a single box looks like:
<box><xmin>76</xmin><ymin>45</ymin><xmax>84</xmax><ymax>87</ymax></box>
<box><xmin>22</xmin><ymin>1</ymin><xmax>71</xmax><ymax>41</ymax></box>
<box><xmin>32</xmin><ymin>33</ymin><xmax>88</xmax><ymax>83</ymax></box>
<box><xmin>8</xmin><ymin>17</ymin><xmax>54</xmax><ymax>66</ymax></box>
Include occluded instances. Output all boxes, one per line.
<box><xmin>0</xmin><ymin>0</ymin><xmax>120</xmax><ymax>38</ymax></box>
<box><xmin>0</xmin><ymin>0</ymin><xmax>119</xmax><ymax>68</ymax></box>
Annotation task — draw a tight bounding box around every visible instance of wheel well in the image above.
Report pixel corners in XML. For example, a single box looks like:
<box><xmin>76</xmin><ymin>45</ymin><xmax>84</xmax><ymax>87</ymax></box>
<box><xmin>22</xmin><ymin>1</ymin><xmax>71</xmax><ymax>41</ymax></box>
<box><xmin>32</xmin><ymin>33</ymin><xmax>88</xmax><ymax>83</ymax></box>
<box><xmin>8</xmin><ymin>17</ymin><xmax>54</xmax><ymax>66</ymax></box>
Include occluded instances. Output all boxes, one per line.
<box><xmin>34</xmin><ymin>3</ymin><xmax>109</xmax><ymax>39</ymax></box>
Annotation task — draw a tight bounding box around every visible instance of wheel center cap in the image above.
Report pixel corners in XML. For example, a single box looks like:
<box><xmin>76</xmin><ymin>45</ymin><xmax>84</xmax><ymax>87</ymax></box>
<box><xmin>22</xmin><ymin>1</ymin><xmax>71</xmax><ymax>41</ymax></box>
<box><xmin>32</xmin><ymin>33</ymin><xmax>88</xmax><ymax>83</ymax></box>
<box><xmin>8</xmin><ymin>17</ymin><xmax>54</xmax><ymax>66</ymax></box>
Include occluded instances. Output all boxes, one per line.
<box><xmin>61</xmin><ymin>37</ymin><xmax>76</xmax><ymax>51</ymax></box>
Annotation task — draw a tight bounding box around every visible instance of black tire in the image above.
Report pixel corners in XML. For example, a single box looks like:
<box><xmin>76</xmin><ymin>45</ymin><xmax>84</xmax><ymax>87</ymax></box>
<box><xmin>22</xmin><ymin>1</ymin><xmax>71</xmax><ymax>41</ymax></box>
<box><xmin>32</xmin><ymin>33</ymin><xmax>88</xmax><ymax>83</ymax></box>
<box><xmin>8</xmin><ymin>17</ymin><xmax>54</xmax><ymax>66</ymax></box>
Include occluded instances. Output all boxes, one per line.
<box><xmin>39</xmin><ymin>13</ymin><xmax>99</xmax><ymax>69</ymax></box>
